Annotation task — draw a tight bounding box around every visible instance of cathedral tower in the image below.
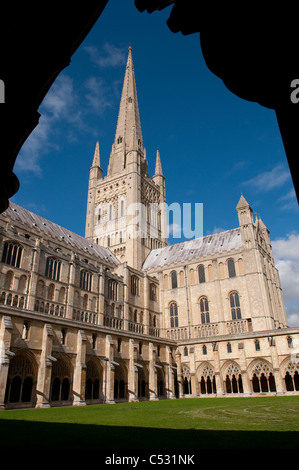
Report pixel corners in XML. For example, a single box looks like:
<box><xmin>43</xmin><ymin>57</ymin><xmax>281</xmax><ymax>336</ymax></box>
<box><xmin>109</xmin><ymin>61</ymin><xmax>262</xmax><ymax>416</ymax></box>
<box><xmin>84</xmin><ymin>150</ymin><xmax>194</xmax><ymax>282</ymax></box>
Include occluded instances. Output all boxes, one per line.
<box><xmin>85</xmin><ymin>47</ymin><xmax>167</xmax><ymax>270</ymax></box>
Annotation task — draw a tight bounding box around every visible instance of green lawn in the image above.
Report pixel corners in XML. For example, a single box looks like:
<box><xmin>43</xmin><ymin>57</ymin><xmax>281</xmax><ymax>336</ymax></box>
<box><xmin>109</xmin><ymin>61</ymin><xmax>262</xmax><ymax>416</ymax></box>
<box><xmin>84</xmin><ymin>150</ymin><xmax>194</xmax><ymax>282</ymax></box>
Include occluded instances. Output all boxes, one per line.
<box><xmin>0</xmin><ymin>396</ymin><xmax>298</xmax><ymax>449</ymax></box>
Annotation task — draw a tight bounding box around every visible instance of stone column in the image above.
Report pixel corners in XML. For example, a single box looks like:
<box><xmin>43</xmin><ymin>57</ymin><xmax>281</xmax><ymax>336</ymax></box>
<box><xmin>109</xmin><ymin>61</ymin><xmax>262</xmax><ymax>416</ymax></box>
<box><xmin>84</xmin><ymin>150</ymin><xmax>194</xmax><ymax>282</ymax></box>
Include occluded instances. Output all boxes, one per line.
<box><xmin>103</xmin><ymin>335</ymin><xmax>115</xmax><ymax>403</ymax></box>
<box><xmin>143</xmin><ymin>275</ymin><xmax>150</xmax><ymax>335</ymax></box>
<box><xmin>65</xmin><ymin>252</ymin><xmax>76</xmax><ymax>319</ymax></box>
<box><xmin>148</xmin><ymin>342</ymin><xmax>158</xmax><ymax>400</ymax></box>
<box><xmin>26</xmin><ymin>239</ymin><xmax>41</xmax><ymax>311</ymax></box>
<box><xmin>128</xmin><ymin>339</ymin><xmax>138</xmax><ymax>402</ymax></box>
<box><xmin>214</xmin><ymin>372</ymin><xmax>224</xmax><ymax>396</ymax></box>
<box><xmin>123</xmin><ymin>263</ymin><xmax>129</xmax><ymax>331</ymax></box>
<box><xmin>98</xmin><ymin>269</ymin><xmax>105</xmax><ymax>326</ymax></box>
<box><xmin>175</xmin><ymin>348</ymin><xmax>183</xmax><ymax>398</ymax></box>
<box><xmin>241</xmin><ymin>370</ymin><xmax>252</xmax><ymax>396</ymax></box>
<box><xmin>73</xmin><ymin>329</ymin><xmax>87</xmax><ymax>406</ymax></box>
<box><xmin>0</xmin><ymin>316</ymin><xmax>13</xmax><ymax>409</ymax></box>
<box><xmin>165</xmin><ymin>346</ymin><xmax>176</xmax><ymax>399</ymax></box>
<box><xmin>35</xmin><ymin>323</ymin><xmax>54</xmax><ymax>408</ymax></box>
<box><xmin>273</xmin><ymin>368</ymin><xmax>285</xmax><ymax>395</ymax></box>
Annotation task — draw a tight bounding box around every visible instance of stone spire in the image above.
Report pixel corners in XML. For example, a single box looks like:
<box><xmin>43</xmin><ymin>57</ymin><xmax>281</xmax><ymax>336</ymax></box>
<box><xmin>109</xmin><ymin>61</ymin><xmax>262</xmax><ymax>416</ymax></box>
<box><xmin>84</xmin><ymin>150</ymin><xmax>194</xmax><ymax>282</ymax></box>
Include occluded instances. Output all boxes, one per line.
<box><xmin>114</xmin><ymin>47</ymin><xmax>143</xmax><ymax>150</ymax></box>
<box><xmin>92</xmin><ymin>141</ymin><xmax>101</xmax><ymax>167</ymax></box>
<box><xmin>154</xmin><ymin>150</ymin><xmax>163</xmax><ymax>176</ymax></box>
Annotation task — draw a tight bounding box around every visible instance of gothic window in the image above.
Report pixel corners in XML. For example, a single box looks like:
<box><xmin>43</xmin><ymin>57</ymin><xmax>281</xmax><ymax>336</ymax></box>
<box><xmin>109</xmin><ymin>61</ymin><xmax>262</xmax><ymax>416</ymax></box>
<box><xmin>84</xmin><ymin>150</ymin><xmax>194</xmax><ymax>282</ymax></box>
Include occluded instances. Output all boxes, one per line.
<box><xmin>225</xmin><ymin>363</ymin><xmax>244</xmax><ymax>394</ymax></box>
<box><xmin>108</xmin><ymin>279</ymin><xmax>118</xmax><ymax>300</ymax></box>
<box><xmin>170</xmin><ymin>301</ymin><xmax>178</xmax><ymax>328</ymax></box>
<box><xmin>228</xmin><ymin>258</ymin><xmax>236</xmax><ymax>278</ymax></box>
<box><xmin>5</xmin><ymin>353</ymin><xmax>36</xmax><ymax>404</ymax></box>
<box><xmin>150</xmin><ymin>283</ymin><xmax>157</xmax><ymax>301</ymax></box>
<box><xmin>227</xmin><ymin>342</ymin><xmax>232</xmax><ymax>353</ymax></box>
<box><xmin>284</xmin><ymin>362</ymin><xmax>299</xmax><ymax>391</ymax></box>
<box><xmin>131</xmin><ymin>275</ymin><xmax>139</xmax><ymax>296</ymax></box>
<box><xmin>117</xmin><ymin>136</ymin><xmax>123</xmax><ymax>144</ymax></box>
<box><xmin>255</xmin><ymin>339</ymin><xmax>260</xmax><ymax>351</ymax></box>
<box><xmin>22</xmin><ymin>322</ymin><xmax>29</xmax><ymax>340</ymax></box>
<box><xmin>287</xmin><ymin>336</ymin><xmax>294</xmax><ymax>348</ymax></box>
<box><xmin>119</xmin><ymin>231</ymin><xmax>123</xmax><ymax>243</ymax></box>
<box><xmin>80</xmin><ymin>270</ymin><xmax>92</xmax><ymax>291</ymax></box>
<box><xmin>45</xmin><ymin>257</ymin><xmax>61</xmax><ymax>281</ymax></box>
<box><xmin>230</xmin><ymin>291</ymin><xmax>242</xmax><ymax>320</ymax></box>
<box><xmin>199</xmin><ymin>296</ymin><xmax>210</xmax><ymax>324</ymax></box>
<box><xmin>109</xmin><ymin>204</ymin><xmax>113</xmax><ymax>221</ymax></box>
<box><xmin>50</xmin><ymin>356</ymin><xmax>72</xmax><ymax>402</ymax></box>
<box><xmin>184</xmin><ymin>347</ymin><xmax>188</xmax><ymax>356</ymax></box>
<box><xmin>251</xmin><ymin>361</ymin><xmax>276</xmax><ymax>393</ymax></box>
<box><xmin>202</xmin><ymin>345</ymin><xmax>207</xmax><ymax>355</ymax></box>
<box><xmin>98</xmin><ymin>209</ymin><xmax>101</xmax><ymax>223</ymax></box>
<box><xmin>61</xmin><ymin>329</ymin><xmax>67</xmax><ymax>345</ymax></box>
<box><xmin>1</xmin><ymin>241</ymin><xmax>23</xmax><ymax>268</ymax></box>
<box><xmin>198</xmin><ymin>265</ymin><xmax>205</xmax><ymax>283</ymax></box>
<box><xmin>120</xmin><ymin>200</ymin><xmax>125</xmax><ymax>217</ymax></box>
<box><xmin>107</xmin><ymin>235</ymin><xmax>110</xmax><ymax>247</ymax></box>
<box><xmin>47</xmin><ymin>283</ymin><xmax>55</xmax><ymax>301</ymax></box>
<box><xmin>171</xmin><ymin>271</ymin><xmax>177</xmax><ymax>289</ymax></box>
<box><xmin>199</xmin><ymin>365</ymin><xmax>216</xmax><ymax>394</ymax></box>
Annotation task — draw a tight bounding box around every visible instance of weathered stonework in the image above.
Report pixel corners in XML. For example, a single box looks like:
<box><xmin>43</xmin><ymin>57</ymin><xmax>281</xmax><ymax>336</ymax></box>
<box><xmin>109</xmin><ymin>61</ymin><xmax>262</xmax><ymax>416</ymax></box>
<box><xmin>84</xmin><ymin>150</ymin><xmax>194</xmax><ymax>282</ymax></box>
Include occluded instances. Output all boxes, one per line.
<box><xmin>0</xmin><ymin>48</ymin><xmax>298</xmax><ymax>409</ymax></box>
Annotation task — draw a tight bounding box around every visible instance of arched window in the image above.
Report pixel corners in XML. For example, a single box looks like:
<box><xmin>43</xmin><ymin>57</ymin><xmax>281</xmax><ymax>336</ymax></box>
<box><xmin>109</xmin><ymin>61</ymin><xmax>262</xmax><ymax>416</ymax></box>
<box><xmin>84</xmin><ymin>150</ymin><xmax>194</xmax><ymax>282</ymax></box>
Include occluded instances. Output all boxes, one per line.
<box><xmin>230</xmin><ymin>292</ymin><xmax>241</xmax><ymax>320</ymax></box>
<box><xmin>120</xmin><ymin>199</ymin><xmax>125</xmax><ymax>217</ymax></box>
<box><xmin>45</xmin><ymin>257</ymin><xmax>61</xmax><ymax>281</ymax></box>
<box><xmin>80</xmin><ymin>270</ymin><xmax>92</xmax><ymax>291</ymax></box>
<box><xmin>228</xmin><ymin>258</ymin><xmax>236</xmax><ymax>278</ymax></box>
<box><xmin>184</xmin><ymin>347</ymin><xmax>188</xmax><ymax>357</ymax></box>
<box><xmin>198</xmin><ymin>265</ymin><xmax>205</xmax><ymax>283</ymax></box>
<box><xmin>1</xmin><ymin>241</ymin><xmax>23</xmax><ymax>268</ymax></box>
<box><xmin>131</xmin><ymin>275</ymin><xmax>139</xmax><ymax>296</ymax></box>
<box><xmin>199</xmin><ymin>296</ymin><xmax>210</xmax><ymax>324</ymax></box>
<box><xmin>171</xmin><ymin>271</ymin><xmax>177</xmax><ymax>289</ymax></box>
<box><xmin>255</xmin><ymin>339</ymin><xmax>260</xmax><ymax>351</ymax></box>
<box><xmin>170</xmin><ymin>302</ymin><xmax>178</xmax><ymax>328</ymax></box>
<box><xmin>98</xmin><ymin>208</ymin><xmax>101</xmax><ymax>223</ymax></box>
<box><xmin>108</xmin><ymin>279</ymin><xmax>118</xmax><ymax>300</ymax></box>
<box><xmin>202</xmin><ymin>344</ymin><xmax>207</xmax><ymax>355</ymax></box>
<box><xmin>109</xmin><ymin>204</ymin><xmax>113</xmax><ymax>221</ymax></box>
<box><xmin>227</xmin><ymin>342</ymin><xmax>232</xmax><ymax>353</ymax></box>
<box><xmin>150</xmin><ymin>283</ymin><xmax>157</xmax><ymax>301</ymax></box>
<box><xmin>287</xmin><ymin>336</ymin><xmax>294</xmax><ymax>348</ymax></box>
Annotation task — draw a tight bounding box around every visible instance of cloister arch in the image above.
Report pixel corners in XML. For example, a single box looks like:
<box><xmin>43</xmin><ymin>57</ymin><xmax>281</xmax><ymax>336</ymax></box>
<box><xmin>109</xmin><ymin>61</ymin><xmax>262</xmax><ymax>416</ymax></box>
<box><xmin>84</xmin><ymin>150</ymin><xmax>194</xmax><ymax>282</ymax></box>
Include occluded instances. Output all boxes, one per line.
<box><xmin>114</xmin><ymin>360</ymin><xmax>128</xmax><ymax>401</ymax></box>
<box><xmin>221</xmin><ymin>360</ymin><xmax>244</xmax><ymax>394</ymax></box>
<box><xmin>137</xmin><ymin>362</ymin><xmax>149</xmax><ymax>399</ymax></box>
<box><xmin>280</xmin><ymin>357</ymin><xmax>299</xmax><ymax>392</ymax></box>
<box><xmin>196</xmin><ymin>362</ymin><xmax>216</xmax><ymax>395</ymax></box>
<box><xmin>50</xmin><ymin>354</ymin><xmax>73</xmax><ymax>404</ymax></box>
<box><xmin>4</xmin><ymin>349</ymin><xmax>38</xmax><ymax>408</ymax></box>
<box><xmin>248</xmin><ymin>358</ymin><xmax>276</xmax><ymax>393</ymax></box>
<box><xmin>85</xmin><ymin>358</ymin><xmax>104</xmax><ymax>402</ymax></box>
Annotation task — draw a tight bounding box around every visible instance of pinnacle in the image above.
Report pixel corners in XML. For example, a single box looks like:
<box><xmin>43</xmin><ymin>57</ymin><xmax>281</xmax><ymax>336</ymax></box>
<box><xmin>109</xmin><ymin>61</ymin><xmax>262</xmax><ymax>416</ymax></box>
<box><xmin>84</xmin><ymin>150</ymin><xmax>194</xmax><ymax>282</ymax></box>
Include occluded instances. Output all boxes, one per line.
<box><xmin>154</xmin><ymin>149</ymin><xmax>163</xmax><ymax>176</ymax></box>
<box><xmin>92</xmin><ymin>141</ymin><xmax>100</xmax><ymax>167</ymax></box>
<box><xmin>236</xmin><ymin>192</ymin><xmax>251</xmax><ymax>210</ymax></box>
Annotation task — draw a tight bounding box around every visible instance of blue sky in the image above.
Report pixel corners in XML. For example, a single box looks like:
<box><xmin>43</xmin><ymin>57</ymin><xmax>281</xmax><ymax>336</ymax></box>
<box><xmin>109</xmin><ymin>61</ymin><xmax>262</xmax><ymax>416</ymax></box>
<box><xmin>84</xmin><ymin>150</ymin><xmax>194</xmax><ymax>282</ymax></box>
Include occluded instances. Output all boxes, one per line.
<box><xmin>11</xmin><ymin>0</ymin><xmax>299</xmax><ymax>324</ymax></box>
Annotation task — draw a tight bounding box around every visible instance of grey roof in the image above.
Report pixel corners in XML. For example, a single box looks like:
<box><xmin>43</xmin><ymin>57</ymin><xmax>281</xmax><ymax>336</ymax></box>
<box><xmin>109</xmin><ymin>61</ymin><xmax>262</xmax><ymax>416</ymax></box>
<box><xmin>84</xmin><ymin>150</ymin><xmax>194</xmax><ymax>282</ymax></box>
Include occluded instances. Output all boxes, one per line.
<box><xmin>2</xmin><ymin>202</ymin><xmax>120</xmax><ymax>266</ymax></box>
<box><xmin>142</xmin><ymin>228</ymin><xmax>242</xmax><ymax>270</ymax></box>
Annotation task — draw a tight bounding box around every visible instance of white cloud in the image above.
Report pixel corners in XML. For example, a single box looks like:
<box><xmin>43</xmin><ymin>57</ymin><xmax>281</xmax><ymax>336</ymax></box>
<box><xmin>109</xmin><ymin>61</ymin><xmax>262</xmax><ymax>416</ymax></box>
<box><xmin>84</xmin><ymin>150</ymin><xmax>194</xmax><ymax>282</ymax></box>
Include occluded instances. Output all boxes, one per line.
<box><xmin>84</xmin><ymin>76</ymin><xmax>113</xmax><ymax>114</ymax></box>
<box><xmin>278</xmin><ymin>188</ymin><xmax>299</xmax><ymax>212</ymax></box>
<box><xmin>15</xmin><ymin>75</ymin><xmax>79</xmax><ymax>175</ymax></box>
<box><xmin>84</xmin><ymin>43</ymin><xmax>126</xmax><ymax>68</ymax></box>
<box><xmin>243</xmin><ymin>163</ymin><xmax>291</xmax><ymax>192</ymax></box>
<box><xmin>272</xmin><ymin>232</ymin><xmax>299</xmax><ymax>326</ymax></box>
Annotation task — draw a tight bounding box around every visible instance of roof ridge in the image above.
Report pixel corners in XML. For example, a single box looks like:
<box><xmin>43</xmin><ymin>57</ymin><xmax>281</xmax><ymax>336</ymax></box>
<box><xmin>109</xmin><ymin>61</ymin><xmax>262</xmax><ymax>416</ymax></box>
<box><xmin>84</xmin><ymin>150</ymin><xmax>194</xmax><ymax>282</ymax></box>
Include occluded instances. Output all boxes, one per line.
<box><xmin>3</xmin><ymin>201</ymin><xmax>119</xmax><ymax>265</ymax></box>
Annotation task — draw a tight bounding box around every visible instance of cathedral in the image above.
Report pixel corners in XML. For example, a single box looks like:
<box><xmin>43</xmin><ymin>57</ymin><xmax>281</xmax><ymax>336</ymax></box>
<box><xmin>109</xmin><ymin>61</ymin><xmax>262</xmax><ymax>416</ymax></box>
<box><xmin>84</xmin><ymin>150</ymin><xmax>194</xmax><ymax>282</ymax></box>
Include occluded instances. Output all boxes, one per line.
<box><xmin>0</xmin><ymin>48</ymin><xmax>298</xmax><ymax>409</ymax></box>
